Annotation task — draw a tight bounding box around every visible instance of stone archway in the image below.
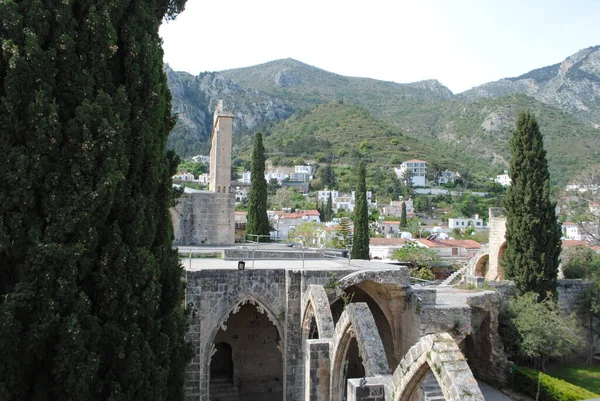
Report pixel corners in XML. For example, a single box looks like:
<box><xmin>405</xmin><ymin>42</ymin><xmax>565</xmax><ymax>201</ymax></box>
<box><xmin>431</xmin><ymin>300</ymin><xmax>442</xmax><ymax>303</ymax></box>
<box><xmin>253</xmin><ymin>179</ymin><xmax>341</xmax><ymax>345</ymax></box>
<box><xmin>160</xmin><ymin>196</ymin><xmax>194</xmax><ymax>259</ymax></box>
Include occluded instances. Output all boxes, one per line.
<box><xmin>208</xmin><ymin>297</ymin><xmax>284</xmax><ymax>401</ymax></box>
<box><xmin>391</xmin><ymin>333</ymin><xmax>484</xmax><ymax>401</ymax></box>
<box><xmin>496</xmin><ymin>242</ymin><xmax>507</xmax><ymax>279</ymax></box>
<box><xmin>474</xmin><ymin>254</ymin><xmax>489</xmax><ymax>277</ymax></box>
<box><xmin>301</xmin><ymin>284</ymin><xmax>335</xmax><ymax>343</ymax></box>
<box><xmin>330</xmin><ymin>303</ymin><xmax>389</xmax><ymax>401</ymax></box>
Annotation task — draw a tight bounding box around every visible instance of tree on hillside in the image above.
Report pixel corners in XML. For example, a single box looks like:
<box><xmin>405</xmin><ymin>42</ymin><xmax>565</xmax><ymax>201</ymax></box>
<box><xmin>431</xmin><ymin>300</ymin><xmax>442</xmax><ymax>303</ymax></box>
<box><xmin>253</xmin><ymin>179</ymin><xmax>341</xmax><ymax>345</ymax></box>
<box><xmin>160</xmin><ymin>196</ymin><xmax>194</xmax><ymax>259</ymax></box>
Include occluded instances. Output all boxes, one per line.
<box><xmin>319</xmin><ymin>164</ymin><xmax>337</xmax><ymax>188</ymax></box>
<box><xmin>391</xmin><ymin>242</ymin><xmax>440</xmax><ymax>281</ymax></box>
<box><xmin>0</xmin><ymin>1</ymin><xmax>190</xmax><ymax>400</ymax></box>
<box><xmin>561</xmin><ymin>167</ymin><xmax>600</xmax><ymax>243</ymax></box>
<box><xmin>400</xmin><ymin>202</ymin><xmax>408</xmax><ymax>228</ymax></box>
<box><xmin>325</xmin><ymin>192</ymin><xmax>334</xmax><ymax>222</ymax></box>
<box><xmin>288</xmin><ymin>222</ymin><xmax>323</xmax><ymax>248</ymax></box>
<box><xmin>351</xmin><ymin>161</ymin><xmax>370</xmax><ymax>259</ymax></box>
<box><xmin>502</xmin><ymin>112</ymin><xmax>562</xmax><ymax>300</ymax></box>
<box><xmin>247</xmin><ymin>133</ymin><xmax>270</xmax><ymax>241</ymax></box>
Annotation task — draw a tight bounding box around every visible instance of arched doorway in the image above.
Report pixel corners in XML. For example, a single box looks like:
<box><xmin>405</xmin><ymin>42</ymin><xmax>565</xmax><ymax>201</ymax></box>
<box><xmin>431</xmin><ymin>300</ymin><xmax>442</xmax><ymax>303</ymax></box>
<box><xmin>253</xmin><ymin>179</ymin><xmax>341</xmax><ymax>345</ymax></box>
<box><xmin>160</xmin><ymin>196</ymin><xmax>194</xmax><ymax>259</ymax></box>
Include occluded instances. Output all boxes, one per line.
<box><xmin>210</xmin><ymin>342</ymin><xmax>233</xmax><ymax>382</ymax></box>
<box><xmin>210</xmin><ymin>301</ymin><xmax>283</xmax><ymax>401</ymax></box>
<box><xmin>343</xmin><ymin>337</ymin><xmax>365</xmax><ymax>400</ymax></box>
<box><xmin>475</xmin><ymin>255</ymin><xmax>489</xmax><ymax>278</ymax></box>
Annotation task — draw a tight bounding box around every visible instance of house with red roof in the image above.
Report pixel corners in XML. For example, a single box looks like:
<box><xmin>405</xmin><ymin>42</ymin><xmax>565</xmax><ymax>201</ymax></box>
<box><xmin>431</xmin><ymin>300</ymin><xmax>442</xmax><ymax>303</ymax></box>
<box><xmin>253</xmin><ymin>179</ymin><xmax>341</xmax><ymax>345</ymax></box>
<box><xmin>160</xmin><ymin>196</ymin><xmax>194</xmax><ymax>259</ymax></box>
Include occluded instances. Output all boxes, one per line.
<box><xmin>414</xmin><ymin>238</ymin><xmax>481</xmax><ymax>263</ymax></box>
<box><xmin>271</xmin><ymin>209</ymin><xmax>320</xmax><ymax>239</ymax></box>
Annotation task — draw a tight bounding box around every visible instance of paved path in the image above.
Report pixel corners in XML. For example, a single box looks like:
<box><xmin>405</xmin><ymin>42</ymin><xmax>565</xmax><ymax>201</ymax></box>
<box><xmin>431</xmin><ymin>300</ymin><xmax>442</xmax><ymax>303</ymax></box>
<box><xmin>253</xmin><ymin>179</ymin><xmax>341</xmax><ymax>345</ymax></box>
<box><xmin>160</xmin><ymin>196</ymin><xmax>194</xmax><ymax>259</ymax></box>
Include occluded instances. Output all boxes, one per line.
<box><xmin>478</xmin><ymin>380</ymin><xmax>513</xmax><ymax>401</ymax></box>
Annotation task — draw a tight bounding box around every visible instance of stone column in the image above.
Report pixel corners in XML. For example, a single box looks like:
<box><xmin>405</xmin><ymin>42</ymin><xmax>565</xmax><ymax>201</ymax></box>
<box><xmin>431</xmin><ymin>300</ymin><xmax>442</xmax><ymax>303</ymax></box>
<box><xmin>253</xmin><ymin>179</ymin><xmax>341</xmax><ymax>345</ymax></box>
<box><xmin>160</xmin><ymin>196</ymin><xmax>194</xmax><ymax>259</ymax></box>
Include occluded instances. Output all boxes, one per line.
<box><xmin>285</xmin><ymin>270</ymin><xmax>302</xmax><ymax>400</ymax></box>
<box><xmin>184</xmin><ymin>273</ymin><xmax>202</xmax><ymax>401</ymax></box>
<box><xmin>346</xmin><ymin>378</ymin><xmax>386</xmax><ymax>401</ymax></box>
<box><xmin>305</xmin><ymin>339</ymin><xmax>331</xmax><ymax>401</ymax></box>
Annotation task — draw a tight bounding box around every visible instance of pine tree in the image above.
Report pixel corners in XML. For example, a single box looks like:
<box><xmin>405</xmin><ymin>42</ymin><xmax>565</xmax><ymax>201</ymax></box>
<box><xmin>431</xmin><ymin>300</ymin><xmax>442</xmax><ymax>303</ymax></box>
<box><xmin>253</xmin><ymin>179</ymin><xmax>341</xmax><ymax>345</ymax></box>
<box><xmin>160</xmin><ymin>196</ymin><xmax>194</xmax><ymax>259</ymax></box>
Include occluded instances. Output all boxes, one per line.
<box><xmin>246</xmin><ymin>133</ymin><xmax>270</xmax><ymax>242</ymax></box>
<box><xmin>503</xmin><ymin>112</ymin><xmax>562</xmax><ymax>299</ymax></box>
<box><xmin>0</xmin><ymin>1</ymin><xmax>190</xmax><ymax>400</ymax></box>
<box><xmin>400</xmin><ymin>202</ymin><xmax>408</xmax><ymax>228</ymax></box>
<box><xmin>351</xmin><ymin>161</ymin><xmax>370</xmax><ymax>259</ymax></box>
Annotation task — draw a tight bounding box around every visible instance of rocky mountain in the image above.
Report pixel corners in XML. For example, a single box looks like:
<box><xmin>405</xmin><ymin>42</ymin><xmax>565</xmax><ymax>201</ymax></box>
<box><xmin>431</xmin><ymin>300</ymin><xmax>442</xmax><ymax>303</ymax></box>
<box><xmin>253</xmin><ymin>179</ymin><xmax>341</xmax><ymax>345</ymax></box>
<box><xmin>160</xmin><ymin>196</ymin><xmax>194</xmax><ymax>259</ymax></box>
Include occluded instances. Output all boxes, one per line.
<box><xmin>460</xmin><ymin>45</ymin><xmax>600</xmax><ymax>126</ymax></box>
<box><xmin>165</xmin><ymin>45</ymin><xmax>600</xmax><ymax>185</ymax></box>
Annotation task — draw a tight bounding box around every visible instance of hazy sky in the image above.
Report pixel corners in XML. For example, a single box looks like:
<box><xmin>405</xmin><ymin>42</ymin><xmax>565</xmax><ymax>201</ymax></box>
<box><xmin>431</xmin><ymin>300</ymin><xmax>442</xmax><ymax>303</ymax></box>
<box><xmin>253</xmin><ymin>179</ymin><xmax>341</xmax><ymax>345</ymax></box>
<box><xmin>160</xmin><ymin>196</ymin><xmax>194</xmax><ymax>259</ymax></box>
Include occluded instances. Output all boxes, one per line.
<box><xmin>160</xmin><ymin>0</ymin><xmax>599</xmax><ymax>94</ymax></box>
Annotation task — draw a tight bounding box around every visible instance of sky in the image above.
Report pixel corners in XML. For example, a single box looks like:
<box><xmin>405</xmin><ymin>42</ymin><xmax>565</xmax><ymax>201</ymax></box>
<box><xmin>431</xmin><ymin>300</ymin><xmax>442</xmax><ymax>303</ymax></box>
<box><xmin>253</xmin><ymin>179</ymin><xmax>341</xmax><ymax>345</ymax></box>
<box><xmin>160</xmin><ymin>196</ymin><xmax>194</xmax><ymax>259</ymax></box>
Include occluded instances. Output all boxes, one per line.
<box><xmin>159</xmin><ymin>0</ymin><xmax>599</xmax><ymax>94</ymax></box>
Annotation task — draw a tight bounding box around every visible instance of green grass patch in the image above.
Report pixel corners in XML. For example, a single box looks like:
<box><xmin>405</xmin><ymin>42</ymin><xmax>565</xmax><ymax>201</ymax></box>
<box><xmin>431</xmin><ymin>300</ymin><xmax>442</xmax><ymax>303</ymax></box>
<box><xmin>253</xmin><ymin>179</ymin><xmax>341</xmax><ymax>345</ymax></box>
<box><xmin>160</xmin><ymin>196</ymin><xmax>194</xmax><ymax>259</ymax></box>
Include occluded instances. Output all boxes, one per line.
<box><xmin>547</xmin><ymin>364</ymin><xmax>600</xmax><ymax>395</ymax></box>
<box><xmin>514</xmin><ymin>366</ymin><xmax>600</xmax><ymax>401</ymax></box>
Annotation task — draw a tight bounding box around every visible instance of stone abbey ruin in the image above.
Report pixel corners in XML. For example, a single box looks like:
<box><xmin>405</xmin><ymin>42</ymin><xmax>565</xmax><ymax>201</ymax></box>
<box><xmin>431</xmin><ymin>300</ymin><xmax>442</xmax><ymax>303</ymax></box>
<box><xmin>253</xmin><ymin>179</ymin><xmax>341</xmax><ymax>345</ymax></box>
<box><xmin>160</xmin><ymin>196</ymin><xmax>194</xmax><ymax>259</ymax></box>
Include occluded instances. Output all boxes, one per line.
<box><xmin>178</xmin><ymin>103</ymin><xmax>517</xmax><ymax>401</ymax></box>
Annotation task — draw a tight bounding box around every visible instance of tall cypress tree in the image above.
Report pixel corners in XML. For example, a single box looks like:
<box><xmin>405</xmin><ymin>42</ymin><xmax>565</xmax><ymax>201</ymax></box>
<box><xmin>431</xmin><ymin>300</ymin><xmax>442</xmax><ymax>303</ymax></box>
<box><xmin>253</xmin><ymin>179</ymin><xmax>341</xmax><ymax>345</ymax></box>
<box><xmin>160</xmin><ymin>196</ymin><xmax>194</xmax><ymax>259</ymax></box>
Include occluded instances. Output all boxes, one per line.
<box><xmin>503</xmin><ymin>112</ymin><xmax>561</xmax><ymax>299</ymax></box>
<box><xmin>351</xmin><ymin>161</ymin><xmax>370</xmax><ymax>259</ymax></box>
<box><xmin>326</xmin><ymin>192</ymin><xmax>334</xmax><ymax>222</ymax></box>
<box><xmin>246</xmin><ymin>133</ymin><xmax>270</xmax><ymax>241</ymax></box>
<box><xmin>400</xmin><ymin>201</ymin><xmax>408</xmax><ymax>228</ymax></box>
<box><xmin>0</xmin><ymin>1</ymin><xmax>190</xmax><ymax>400</ymax></box>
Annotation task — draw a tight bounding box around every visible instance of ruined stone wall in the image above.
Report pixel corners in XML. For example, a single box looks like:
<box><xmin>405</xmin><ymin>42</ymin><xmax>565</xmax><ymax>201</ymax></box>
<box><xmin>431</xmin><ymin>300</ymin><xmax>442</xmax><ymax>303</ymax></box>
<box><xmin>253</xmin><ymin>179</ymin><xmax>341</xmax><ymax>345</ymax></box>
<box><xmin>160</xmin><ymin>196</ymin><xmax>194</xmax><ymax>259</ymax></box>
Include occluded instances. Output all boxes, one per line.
<box><xmin>487</xmin><ymin>208</ymin><xmax>506</xmax><ymax>280</ymax></box>
<box><xmin>171</xmin><ymin>191</ymin><xmax>235</xmax><ymax>245</ymax></box>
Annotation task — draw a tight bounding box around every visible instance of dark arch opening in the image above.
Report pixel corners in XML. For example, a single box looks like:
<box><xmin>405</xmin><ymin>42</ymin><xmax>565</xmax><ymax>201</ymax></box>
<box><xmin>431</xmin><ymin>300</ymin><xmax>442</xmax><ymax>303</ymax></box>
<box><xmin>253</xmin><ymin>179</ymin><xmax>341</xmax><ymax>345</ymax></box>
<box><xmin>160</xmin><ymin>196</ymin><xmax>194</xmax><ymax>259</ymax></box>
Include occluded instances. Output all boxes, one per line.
<box><xmin>210</xmin><ymin>342</ymin><xmax>233</xmax><ymax>382</ymax></box>
<box><xmin>344</xmin><ymin>337</ymin><xmax>365</xmax><ymax>400</ymax></box>
<box><xmin>308</xmin><ymin>315</ymin><xmax>319</xmax><ymax>340</ymax></box>
<box><xmin>211</xmin><ymin>302</ymin><xmax>283</xmax><ymax>401</ymax></box>
<box><xmin>475</xmin><ymin>255</ymin><xmax>489</xmax><ymax>278</ymax></box>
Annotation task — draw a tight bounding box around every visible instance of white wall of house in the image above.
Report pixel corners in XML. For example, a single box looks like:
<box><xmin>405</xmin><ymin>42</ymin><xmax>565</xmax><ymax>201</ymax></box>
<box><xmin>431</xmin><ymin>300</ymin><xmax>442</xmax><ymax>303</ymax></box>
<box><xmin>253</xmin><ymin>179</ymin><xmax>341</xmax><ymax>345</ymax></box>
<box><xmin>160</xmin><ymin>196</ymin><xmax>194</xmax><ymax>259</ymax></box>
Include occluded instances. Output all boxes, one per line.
<box><xmin>448</xmin><ymin>217</ymin><xmax>485</xmax><ymax>229</ymax></box>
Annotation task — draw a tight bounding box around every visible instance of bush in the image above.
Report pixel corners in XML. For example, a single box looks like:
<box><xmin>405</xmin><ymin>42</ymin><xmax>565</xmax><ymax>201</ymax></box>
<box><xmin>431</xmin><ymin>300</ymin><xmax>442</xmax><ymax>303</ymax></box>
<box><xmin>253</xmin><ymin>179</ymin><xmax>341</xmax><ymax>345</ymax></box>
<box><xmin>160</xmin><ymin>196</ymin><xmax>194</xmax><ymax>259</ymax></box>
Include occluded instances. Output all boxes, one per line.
<box><xmin>513</xmin><ymin>366</ymin><xmax>600</xmax><ymax>401</ymax></box>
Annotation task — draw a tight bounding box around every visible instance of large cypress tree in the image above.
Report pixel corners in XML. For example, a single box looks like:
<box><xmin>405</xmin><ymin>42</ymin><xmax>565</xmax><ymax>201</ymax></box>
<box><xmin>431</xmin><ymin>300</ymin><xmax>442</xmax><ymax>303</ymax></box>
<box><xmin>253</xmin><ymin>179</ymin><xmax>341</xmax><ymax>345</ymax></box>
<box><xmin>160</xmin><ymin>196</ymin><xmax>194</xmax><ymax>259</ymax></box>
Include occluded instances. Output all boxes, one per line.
<box><xmin>0</xmin><ymin>1</ymin><xmax>190</xmax><ymax>400</ymax></box>
<box><xmin>503</xmin><ymin>112</ymin><xmax>562</xmax><ymax>299</ymax></box>
<box><xmin>351</xmin><ymin>161</ymin><xmax>370</xmax><ymax>259</ymax></box>
<box><xmin>246</xmin><ymin>133</ymin><xmax>270</xmax><ymax>241</ymax></box>
<box><xmin>400</xmin><ymin>201</ymin><xmax>408</xmax><ymax>228</ymax></box>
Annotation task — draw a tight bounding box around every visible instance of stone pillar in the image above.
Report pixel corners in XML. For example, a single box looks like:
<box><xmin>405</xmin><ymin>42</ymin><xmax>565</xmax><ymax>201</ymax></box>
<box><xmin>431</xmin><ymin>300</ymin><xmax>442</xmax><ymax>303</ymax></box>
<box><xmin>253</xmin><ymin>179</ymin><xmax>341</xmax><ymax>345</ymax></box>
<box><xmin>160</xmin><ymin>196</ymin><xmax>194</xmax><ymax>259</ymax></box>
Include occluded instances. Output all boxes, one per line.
<box><xmin>184</xmin><ymin>274</ymin><xmax>202</xmax><ymax>401</ymax></box>
<box><xmin>285</xmin><ymin>270</ymin><xmax>302</xmax><ymax>400</ymax></box>
<box><xmin>487</xmin><ymin>208</ymin><xmax>506</xmax><ymax>281</ymax></box>
<box><xmin>305</xmin><ymin>339</ymin><xmax>331</xmax><ymax>401</ymax></box>
<box><xmin>346</xmin><ymin>378</ymin><xmax>386</xmax><ymax>401</ymax></box>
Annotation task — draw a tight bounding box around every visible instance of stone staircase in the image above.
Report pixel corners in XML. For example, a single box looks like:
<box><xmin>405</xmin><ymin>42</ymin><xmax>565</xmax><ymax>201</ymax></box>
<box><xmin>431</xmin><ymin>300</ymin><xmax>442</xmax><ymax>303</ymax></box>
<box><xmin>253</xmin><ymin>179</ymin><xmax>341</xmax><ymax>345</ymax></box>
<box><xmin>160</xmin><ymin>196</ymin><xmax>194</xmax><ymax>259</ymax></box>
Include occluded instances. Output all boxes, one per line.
<box><xmin>439</xmin><ymin>266</ymin><xmax>467</xmax><ymax>287</ymax></box>
<box><xmin>210</xmin><ymin>377</ymin><xmax>239</xmax><ymax>401</ymax></box>
<box><xmin>420</xmin><ymin>372</ymin><xmax>445</xmax><ymax>401</ymax></box>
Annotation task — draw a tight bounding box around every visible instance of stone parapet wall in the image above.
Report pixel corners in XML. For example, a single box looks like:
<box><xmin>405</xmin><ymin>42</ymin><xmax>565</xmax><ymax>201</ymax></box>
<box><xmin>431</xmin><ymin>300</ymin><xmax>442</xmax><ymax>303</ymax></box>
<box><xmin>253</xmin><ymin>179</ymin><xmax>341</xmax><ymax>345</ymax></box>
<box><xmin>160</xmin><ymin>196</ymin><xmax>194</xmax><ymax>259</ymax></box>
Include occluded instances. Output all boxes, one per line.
<box><xmin>223</xmin><ymin>249</ymin><xmax>324</xmax><ymax>260</ymax></box>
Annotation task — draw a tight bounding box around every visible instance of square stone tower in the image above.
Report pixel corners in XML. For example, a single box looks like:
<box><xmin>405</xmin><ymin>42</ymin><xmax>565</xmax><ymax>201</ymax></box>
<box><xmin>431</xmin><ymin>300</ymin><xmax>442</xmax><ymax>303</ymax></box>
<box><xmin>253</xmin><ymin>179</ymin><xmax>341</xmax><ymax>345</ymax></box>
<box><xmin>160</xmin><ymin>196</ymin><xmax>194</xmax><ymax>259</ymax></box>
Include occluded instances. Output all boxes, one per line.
<box><xmin>210</xmin><ymin>100</ymin><xmax>234</xmax><ymax>194</ymax></box>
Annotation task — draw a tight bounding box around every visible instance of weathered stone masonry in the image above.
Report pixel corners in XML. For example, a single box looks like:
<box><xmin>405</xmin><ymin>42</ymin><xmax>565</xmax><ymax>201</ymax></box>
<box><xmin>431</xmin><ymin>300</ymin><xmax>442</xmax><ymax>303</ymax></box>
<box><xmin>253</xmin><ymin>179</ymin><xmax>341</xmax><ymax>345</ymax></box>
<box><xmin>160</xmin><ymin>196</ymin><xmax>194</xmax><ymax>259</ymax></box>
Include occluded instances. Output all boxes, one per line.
<box><xmin>184</xmin><ymin>262</ymin><xmax>507</xmax><ymax>401</ymax></box>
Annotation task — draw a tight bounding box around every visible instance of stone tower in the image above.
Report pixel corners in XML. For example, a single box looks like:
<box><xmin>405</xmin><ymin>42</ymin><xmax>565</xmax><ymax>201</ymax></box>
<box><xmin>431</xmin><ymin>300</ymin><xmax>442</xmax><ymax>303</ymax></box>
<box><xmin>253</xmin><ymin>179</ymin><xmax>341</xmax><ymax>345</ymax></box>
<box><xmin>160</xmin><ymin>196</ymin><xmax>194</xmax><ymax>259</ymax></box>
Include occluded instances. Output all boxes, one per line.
<box><xmin>210</xmin><ymin>100</ymin><xmax>234</xmax><ymax>194</ymax></box>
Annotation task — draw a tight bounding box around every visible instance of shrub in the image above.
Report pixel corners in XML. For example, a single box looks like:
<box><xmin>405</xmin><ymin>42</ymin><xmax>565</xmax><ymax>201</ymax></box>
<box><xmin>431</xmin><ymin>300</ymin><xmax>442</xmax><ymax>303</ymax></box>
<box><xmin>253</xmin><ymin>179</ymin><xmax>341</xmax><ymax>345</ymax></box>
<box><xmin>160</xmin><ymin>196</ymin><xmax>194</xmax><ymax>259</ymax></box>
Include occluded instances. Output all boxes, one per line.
<box><xmin>513</xmin><ymin>366</ymin><xmax>600</xmax><ymax>401</ymax></box>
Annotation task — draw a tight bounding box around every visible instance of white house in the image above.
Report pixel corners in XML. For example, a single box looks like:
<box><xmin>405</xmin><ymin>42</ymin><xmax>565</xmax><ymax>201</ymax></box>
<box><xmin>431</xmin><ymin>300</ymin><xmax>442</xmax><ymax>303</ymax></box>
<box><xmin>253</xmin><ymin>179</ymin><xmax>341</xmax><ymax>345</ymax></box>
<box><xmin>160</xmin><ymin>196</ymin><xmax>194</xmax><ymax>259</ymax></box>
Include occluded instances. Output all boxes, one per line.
<box><xmin>415</xmin><ymin>238</ymin><xmax>481</xmax><ymax>261</ymax></box>
<box><xmin>334</xmin><ymin>194</ymin><xmax>354</xmax><ymax>212</ymax></box>
<box><xmin>379</xmin><ymin>221</ymin><xmax>401</xmax><ymax>237</ymax></box>
<box><xmin>235</xmin><ymin>185</ymin><xmax>250</xmax><ymax>203</ymax></box>
<box><xmin>240</xmin><ymin>171</ymin><xmax>251</xmax><ymax>184</ymax></box>
<box><xmin>438</xmin><ymin>170</ymin><xmax>459</xmax><ymax>185</ymax></box>
<box><xmin>191</xmin><ymin>155</ymin><xmax>210</xmax><ymax>164</ymax></box>
<box><xmin>173</xmin><ymin>172</ymin><xmax>195</xmax><ymax>181</ymax></box>
<box><xmin>294</xmin><ymin>165</ymin><xmax>313</xmax><ymax>175</ymax></box>
<box><xmin>272</xmin><ymin>210</ymin><xmax>321</xmax><ymax>239</ymax></box>
<box><xmin>369</xmin><ymin>238</ymin><xmax>410</xmax><ymax>260</ymax></box>
<box><xmin>395</xmin><ymin>160</ymin><xmax>427</xmax><ymax>186</ymax></box>
<box><xmin>197</xmin><ymin>173</ymin><xmax>209</xmax><ymax>185</ymax></box>
<box><xmin>448</xmin><ymin>216</ymin><xmax>486</xmax><ymax>230</ymax></box>
<box><xmin>561</xmin><ymin>222</ymin><xmax>581</xmax><ymax>240</ymax></box>
<box><xmin>265</xmin><ymin>171</ymin><xmax>289</xmax><ymax>183</ymax></box>
<box><xmin>494</xmin><ymin>172</ymin><xmax>511</xmax><ymax>187</ymax></box>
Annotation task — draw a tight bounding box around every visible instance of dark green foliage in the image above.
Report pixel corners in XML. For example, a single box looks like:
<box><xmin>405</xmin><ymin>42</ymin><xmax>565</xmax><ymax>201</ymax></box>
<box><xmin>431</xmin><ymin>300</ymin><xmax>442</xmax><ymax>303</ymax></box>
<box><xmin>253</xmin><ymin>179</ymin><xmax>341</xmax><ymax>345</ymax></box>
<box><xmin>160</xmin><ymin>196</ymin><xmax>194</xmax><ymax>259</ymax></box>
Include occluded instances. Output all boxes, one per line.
<box><xmin>318</xmin><ymin>164</ymin><xmax>337</xmax><ymax>188</ymax></box>
<box><xmin>503</xmin><ymin>112</ymin><xmax>562</xmax><ymax>299</ymax></box>
<box><xmin>400</xmin><ymin>202</ymin><xmax>408</xmax><ymax>227</ymax></box>
<box><xmin>561</xmin><ymin>246</ymin><xmax>600</xmax><ymax>279</ymax></box>
<box><xmin>351</xmin><ymin>161</ymin><xmax>369</xmax><ymax>259</ymax></box>
<box><xmin>246</xmin><ymin>133</ymin><xmax>270</xmax><ymax>241</ymax></box>
<box><xmin>513</xmin><ymin>366</ymin><xmax>599</xmax><ymax>401</ymax></box>
<box><xmin>0</xmin><ymin>1</ymin><xmax>190</xmax><ymax>400</ymax></box>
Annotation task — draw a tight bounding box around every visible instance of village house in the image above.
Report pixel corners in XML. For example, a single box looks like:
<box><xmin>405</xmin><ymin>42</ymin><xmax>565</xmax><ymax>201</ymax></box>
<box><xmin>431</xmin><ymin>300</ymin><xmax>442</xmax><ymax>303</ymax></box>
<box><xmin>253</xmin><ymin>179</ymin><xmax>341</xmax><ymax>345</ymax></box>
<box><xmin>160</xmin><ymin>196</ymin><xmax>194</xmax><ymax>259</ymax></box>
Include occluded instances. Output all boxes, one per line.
<box><xmin>448</xmin><ymin>215</ymin><xmax>486</xmax><ymax>230</ymax></box>
<box><xmin>561</xmin><ymin>222</ymin><xmax>582</xmax><ymax>240</ymax></box>
<box><xmin>382</xmin><ymin>198</ymin><xmax>414</xmax><ymax>218</ymax></box>
<box><xmin>494</xmin><ymin>171</ymin><xmax>511</xmax><ymax>187</ymax></box>
<box><xmin>437</xmin><ymin>170</ymin><xmax>459</xmax><ymax>185</ymax></box>
<box><xmin>271</xmin><ymin>209</ymin><xmax>320</xmax><ymax>239</ymax></box>
<box><xmin>172</xmin><ymin>171</ymin><xmax>195</xmax><ymax>181</ymax></box>
<box><xmin>415</xmin><ymin>238</ymin><xmax>481</xmax><ymax>263</ymax></box>
<box><xmin>369</xmin><ymin>237</ymin><xmax>410</xmax><ymax>260</ymax></box>
<box><xmin>395</xmin><ymin>159</ymin><xmax>427</xmax><ymax>186</ymax></box>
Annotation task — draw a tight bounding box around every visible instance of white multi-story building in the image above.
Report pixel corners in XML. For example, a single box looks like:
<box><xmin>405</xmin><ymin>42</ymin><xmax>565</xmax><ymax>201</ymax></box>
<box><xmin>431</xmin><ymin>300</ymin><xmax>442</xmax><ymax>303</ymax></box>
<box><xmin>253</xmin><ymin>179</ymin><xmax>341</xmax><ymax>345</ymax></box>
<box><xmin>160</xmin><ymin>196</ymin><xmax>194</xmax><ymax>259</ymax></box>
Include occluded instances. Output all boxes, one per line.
<box><xmin>317</xmin><ymin>190</ymin><xmax>339</xmax><ymax>203</ymax></box>
<box><xmin>239</xmin><ymin>171</ymin><xmax>251</xmax><ymax>184</ymax></box>
<box><xmin>265</xmin><ymin>172</ymin><xmax>289</xmax><ymax>183</ymax></box>
<box><xmin>395</xmin><ymin>160</ymin><xmax>427</xmax><ymax>186</ymax></box>
<box><xmin>173</xmin><ymin>172</ymin><xmax>195</xmax><ymax>181</ymax></box>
